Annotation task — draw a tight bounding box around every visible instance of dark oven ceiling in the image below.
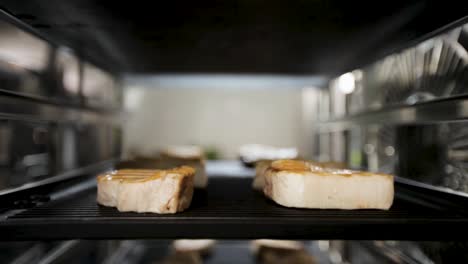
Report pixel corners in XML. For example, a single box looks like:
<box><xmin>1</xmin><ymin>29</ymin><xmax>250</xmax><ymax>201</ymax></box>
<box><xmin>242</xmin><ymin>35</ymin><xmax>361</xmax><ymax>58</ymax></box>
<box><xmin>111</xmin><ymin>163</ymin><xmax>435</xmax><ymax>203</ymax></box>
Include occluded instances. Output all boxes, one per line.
<box><xmin>1</xmin><ymin>0</ymin><xmax>467</xmax><ymax>75</ymax></box>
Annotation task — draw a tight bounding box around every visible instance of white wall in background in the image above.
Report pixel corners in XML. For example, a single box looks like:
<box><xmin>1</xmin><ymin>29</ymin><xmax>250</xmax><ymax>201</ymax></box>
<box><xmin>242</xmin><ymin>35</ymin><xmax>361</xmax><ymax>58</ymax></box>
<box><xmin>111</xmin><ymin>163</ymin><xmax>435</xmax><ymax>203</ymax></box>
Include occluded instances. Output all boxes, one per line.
<box><xmin>122</xmin><ymin>87</ymin><xmax>311</xmax><ymax>159</ymax></box>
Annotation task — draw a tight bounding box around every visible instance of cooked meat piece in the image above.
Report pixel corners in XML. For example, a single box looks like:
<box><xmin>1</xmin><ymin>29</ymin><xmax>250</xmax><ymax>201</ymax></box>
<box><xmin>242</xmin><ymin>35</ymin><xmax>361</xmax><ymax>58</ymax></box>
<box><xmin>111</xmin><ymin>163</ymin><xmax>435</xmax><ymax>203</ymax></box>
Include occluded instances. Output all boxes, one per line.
<box><xmin>97</xmin><ymin>166</ymin><xmax>195</xmax><ymax>214</ymax></box>
<box><xmin>253</xmin><ymin>160</ymin><xmax>347</xmax><ymax>191</ymax></box>
<box><xmin>263</xmin><ymin>160</ymin><xmax>394</xmax><ymax>210</ymax></box>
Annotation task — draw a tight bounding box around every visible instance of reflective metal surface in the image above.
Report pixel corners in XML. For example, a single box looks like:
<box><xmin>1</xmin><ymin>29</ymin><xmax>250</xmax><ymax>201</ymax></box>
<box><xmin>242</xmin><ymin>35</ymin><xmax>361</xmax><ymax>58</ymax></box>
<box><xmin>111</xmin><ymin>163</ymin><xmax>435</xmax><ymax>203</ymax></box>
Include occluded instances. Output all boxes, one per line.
<box><xmin>0</xmin><ymin>100</ymin><xmax>121</xmax><ymax>191</ymax></box>
<box><xmin>0</xmin><ymin>117</ymin><xmax>120</xmax><ymax>192</ymax></box>
<box><xmin>0</xmin><ymin>12</ymin><xmax>121</xmax><ymax>111</ymax></box>
<box><xmin>316</xmin><ymin>20</ymin><xmax>468</xmax><ymax>198</ymax></box>
<box><xmin>0</xmin><ymin>120</ymin><xmax>53</xmax><ymax>189</ymax></box>
<box><xmin>315</xmin><ymin>121</ymin><xmax>468</xmax><ymax>196</ymax></box>
<box><xmin>0</xmin><ymin>240</ymin><xmax>101</xmax><ymax>264</ymax></box>
<box><xmin>0</xmin><ymin>16</ymin><xmax>54</xmax><ymax>101</ymax></box>
<box><xmin>0</xmin><ymin>19</ymin><xmax>50</xmax><ymax>72</ymax></box>
<box><xmin>54</xmin><ymin>47</ymin><xmax>80</xmax><ymax>102</ymax></box>
<box><xmin>319</xmin><ymin>97</ymin><xmax>468</xmax><ymax>131</ymax></box>
<box><xmin>0</xmin><ymin>13</ymin><xmax>121</xmax><ymax>194</ymax></box>
<box><xmin>0</xmin><ymin>94</ymin><xmax>120</xmax><ymax>125</ymax></box>
<box><xmin>327</xmin><ymin>22</ymin><xmax>468</xmax><ymax>119</ymax></box>
<box><xmin>82</xmin><ymin>62</ymin><xmax>121</xmax><ymax>109</ymax></box>
<box><xmin>0</xmin><ymin>239</ymin><xmax>466</xmax><ymax>264</ymax></box>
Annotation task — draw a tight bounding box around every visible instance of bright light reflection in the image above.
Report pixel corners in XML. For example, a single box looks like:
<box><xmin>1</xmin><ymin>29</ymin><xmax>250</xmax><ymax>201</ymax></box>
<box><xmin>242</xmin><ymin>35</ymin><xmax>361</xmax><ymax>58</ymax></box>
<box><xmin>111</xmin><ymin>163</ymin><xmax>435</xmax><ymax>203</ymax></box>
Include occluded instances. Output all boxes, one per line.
<box><xmin>337</xmin><ymin>72</ymin><xmax>355</xmax><ymax>94</ymax></box>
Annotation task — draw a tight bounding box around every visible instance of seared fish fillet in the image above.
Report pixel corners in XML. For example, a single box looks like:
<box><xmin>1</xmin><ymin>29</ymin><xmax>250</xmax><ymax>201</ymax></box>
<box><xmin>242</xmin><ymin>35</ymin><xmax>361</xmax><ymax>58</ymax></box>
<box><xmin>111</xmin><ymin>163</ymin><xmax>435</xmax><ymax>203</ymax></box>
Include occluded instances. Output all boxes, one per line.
<box><xmin>253</xmin><ymin>160</ymin><xmax>346</xmax><ymax>191</ymax></box>
<box><xmin>160</xmin><ymin>146</ymin><xmax>208</xmax><ymax>188</ymax></box>
<box><xmin>97</xmin><ymin>166</ymin><xmax>195</xmax><ymax>214</ymax></box>
<box><xmin>263</xmin><ymin>160</ymin><xmax>394</xmax><ymax>210</ymax></box>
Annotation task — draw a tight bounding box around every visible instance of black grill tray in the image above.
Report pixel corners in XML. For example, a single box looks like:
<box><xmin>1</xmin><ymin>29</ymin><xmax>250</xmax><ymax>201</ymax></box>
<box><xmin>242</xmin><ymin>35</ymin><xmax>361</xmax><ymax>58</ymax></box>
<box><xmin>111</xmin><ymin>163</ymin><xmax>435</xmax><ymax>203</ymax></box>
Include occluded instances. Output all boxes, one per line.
<box><xmin>1</xmin><ymin>177</ymin><xmax>467</xmax><ymax>240</ymax></box>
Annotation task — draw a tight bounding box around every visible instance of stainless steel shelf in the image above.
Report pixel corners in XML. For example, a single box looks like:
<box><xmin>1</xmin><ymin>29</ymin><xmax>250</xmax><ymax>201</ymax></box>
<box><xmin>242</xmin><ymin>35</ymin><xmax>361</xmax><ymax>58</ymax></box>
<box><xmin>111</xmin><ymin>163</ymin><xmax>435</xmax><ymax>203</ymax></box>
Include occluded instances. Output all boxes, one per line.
<box><xmin>0</xmin><ymin>94</ymin><xmax>121</xmax><ymax>125</ymax></box>
<box><xmin>317</xmin><ymin>96</ymin><xmax>468</xmax><ymax>132</ymax></box>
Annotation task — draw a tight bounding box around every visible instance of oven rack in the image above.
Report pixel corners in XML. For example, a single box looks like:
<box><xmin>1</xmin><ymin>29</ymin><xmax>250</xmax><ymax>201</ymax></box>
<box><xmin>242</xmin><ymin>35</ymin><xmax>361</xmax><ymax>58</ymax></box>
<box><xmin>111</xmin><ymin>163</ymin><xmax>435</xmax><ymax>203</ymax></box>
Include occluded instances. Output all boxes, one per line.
<box><xmin>1</xmin><ymin>177</ymin><xmax>467</xmax><ymax>240</ymax></box>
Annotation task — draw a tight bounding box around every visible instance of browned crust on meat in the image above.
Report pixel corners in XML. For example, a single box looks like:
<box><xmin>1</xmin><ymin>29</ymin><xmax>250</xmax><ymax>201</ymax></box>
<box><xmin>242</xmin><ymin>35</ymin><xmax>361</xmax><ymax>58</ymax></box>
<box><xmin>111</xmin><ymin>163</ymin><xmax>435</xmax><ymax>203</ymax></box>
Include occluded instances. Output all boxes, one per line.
<box><xmin>97</xmin><ymin>166</ymin><xmax>196</xmax><ymax>183</ymax></box>
<box><xmin>270</xmin><ymin>160</ymin><xmax>310</xmax><ymax>172</ymax></box>
<box><xmin>269</xmin><ymin>160</ymin><xmax>392</xmax><ymax>178</ymax></box>
<box><xmin>176</xmin><ymin>173</ymin><xmax>194</xmax><ymax>211</ymax></box>
<box><xmin>310</xmin><ymin>161</ymin><xmax>346</xmax><ymax>169</ymax></box>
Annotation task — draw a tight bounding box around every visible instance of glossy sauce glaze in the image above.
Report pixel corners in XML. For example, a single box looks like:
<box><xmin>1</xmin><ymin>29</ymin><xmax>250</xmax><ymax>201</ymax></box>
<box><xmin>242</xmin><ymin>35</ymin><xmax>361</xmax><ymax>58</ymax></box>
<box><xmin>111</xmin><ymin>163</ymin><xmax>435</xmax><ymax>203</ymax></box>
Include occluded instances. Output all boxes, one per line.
<box><xmin>270</xmin><ymin>160</ymin><xmax>393</xmax><ymax>178</ymax></box>
<box><xmin>97</xmin><ymin>166</ymin><xmax>196</xmax><ymax>183</ymax></box>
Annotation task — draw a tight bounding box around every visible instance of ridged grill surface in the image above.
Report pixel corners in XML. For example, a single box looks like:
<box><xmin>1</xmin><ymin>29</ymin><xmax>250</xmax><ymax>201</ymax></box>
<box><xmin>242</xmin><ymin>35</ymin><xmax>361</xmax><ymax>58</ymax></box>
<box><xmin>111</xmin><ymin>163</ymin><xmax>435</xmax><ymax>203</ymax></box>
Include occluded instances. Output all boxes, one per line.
<box><xmin>6</xmin><ymin>178</ymin><xmax>442</xmax><ymax>219</ymax></box>
<box><xmin>2</xmin><ymin>177</ymin><xmax>468</xmax><ymax>240</ymax></box>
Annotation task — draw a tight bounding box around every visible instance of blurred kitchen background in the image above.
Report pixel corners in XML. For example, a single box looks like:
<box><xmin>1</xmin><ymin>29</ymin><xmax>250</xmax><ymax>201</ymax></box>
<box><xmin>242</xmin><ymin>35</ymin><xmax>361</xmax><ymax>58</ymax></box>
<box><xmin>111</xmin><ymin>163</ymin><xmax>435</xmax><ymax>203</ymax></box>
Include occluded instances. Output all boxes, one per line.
<box><xmin>122</xmin><ymin>76</ymin><xmax>324</xmax><ymax>160</ymax></box>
